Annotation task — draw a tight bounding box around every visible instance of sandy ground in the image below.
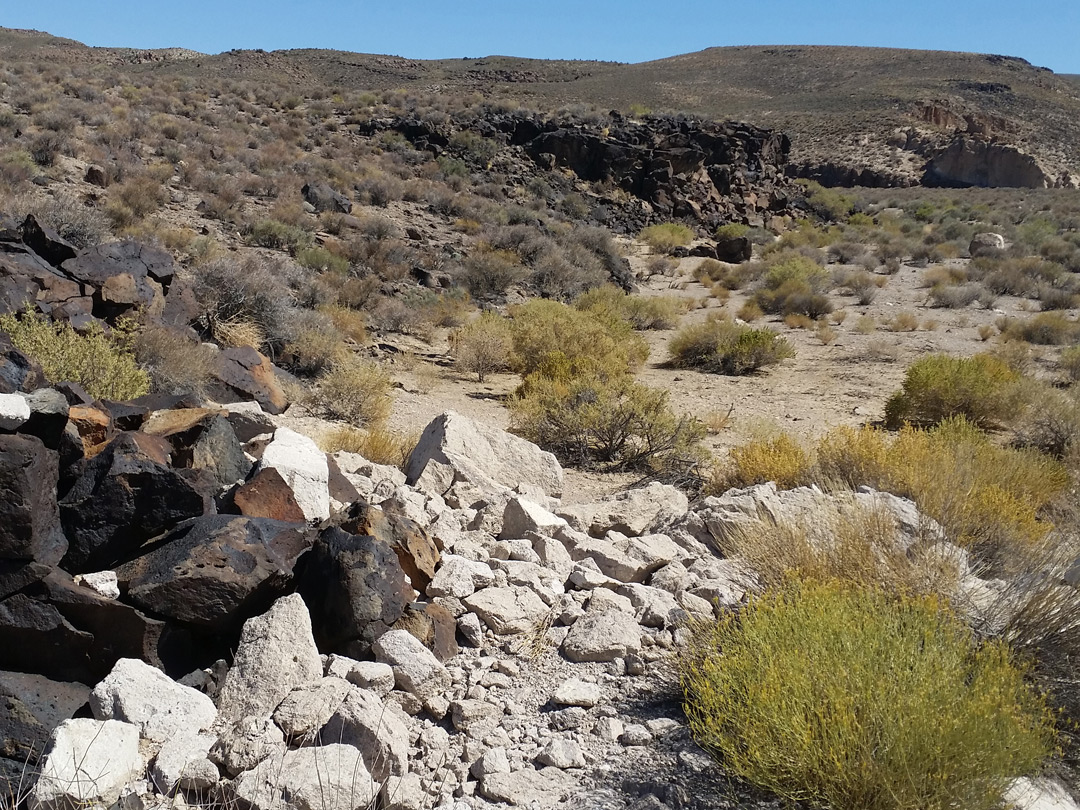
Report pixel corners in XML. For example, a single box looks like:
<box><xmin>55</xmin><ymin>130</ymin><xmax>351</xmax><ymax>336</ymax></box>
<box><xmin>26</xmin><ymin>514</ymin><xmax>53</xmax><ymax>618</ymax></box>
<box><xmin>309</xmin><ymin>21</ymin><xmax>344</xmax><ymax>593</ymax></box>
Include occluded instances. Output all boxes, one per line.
<box><xmin>283</xmin><ymin>239</ymin><xmax>1065</xmax><ymax>505</ymax></box>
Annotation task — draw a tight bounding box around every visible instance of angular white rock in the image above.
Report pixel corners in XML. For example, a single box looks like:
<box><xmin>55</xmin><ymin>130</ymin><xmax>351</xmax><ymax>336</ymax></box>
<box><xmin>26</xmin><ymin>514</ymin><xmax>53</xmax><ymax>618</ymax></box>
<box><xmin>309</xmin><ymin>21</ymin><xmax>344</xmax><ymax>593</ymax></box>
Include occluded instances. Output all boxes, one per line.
<box><xmin>89</xmin><ymin>658</ymin><xmax>217</xmax><ymax>743</ymax></box>
<box><xmin>216</xmin><ymin>593</ymin><xmax>323</xmax><ymax>723</ymax></box>
<box><xmin>257</xmin><ymin>426</ymin><xmax>329</xmax><ymax>521</ymax></box>
<box><xmin>464</xmin><ymin>586</ymin><xmax>551</xmax><ymax>635</ymax></box>
<box><xmin>427</xmin><ymin>554</ymin><xmax>495</xmax><ymax>599</ymax></box>
<box><xmin>0</xmin><ymin>393</ymin><xmax>30</xmax><ymax>430</ymax></box>
<box><xmin>32</xmin><ymin>719</ymin><xmax>142</xmax><ymax>810</ymax></box>
<box><xmin>372</xmin><ymin>629</ymin><xmax>452</xmax><ymax>703</ymax></box>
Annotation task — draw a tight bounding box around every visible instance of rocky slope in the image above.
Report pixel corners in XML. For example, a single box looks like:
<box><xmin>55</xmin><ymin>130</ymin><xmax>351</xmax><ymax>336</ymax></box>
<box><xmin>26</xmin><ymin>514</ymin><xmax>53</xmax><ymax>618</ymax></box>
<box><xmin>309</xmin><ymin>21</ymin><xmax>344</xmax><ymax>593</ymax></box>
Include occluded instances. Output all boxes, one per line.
<box><xmin>4</xmin><ymin>29</ymin><xmax>1078</xmax><ymax>189</ymax></box>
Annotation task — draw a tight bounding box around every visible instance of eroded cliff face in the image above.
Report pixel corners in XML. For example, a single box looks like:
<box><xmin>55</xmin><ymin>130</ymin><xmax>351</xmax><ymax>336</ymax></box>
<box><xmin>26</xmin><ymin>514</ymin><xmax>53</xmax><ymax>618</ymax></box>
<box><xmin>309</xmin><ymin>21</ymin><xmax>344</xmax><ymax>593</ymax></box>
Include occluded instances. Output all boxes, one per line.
<box><xmin>360</xmin><ymin>111</ymin><xmax>797</xmax><ymax>232</ymax></box>
<box><xmin>923</xmin><ymin>136</ymin><xmax>1058</xmax><ymax>188</ymax></box>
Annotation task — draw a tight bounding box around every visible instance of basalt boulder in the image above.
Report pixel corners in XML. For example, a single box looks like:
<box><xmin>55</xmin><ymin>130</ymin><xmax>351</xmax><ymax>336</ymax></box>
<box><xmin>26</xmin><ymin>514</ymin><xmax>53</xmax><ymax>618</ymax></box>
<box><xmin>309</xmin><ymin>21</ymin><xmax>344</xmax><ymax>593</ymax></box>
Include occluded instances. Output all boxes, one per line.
<box><xmin>59</xmin><ymin>432</ymin><xmax>212</xmax><ymax>573</ymax></box>
<box><xmin>295</xmin><ymin>526</ymin><xmax>416</xmax><ymax>658</ymax></box>
<box><xmin>120</xmin><ymin>515</ymin><xmax>312</xmax><ymax>633</ymax></box>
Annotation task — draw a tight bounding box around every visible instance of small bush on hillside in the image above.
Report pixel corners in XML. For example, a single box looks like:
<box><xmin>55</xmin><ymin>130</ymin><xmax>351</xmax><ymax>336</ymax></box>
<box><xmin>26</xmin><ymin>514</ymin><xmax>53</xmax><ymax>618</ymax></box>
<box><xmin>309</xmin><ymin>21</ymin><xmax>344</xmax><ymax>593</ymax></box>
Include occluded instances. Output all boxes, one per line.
<box><xmin>1059</xmin><ymin>346</ymin><xmax>1080</xmax><ymax>382</ymax></box>
<box><xmin>134</xmin><ymin>325</ymin><xmax>216</xmax><ymax>396</ymax></box>
<box><xmin>13</xmin><ymin>193</ymin><xmax>111</xmax><ymax>248</ymax></box>
<box><xmin>509</xmin><ymin>299</ymin><xmax>648</xmax><ymax>384</ymax></box>
<box><xmin>639</xmin><ymin>222</ymin><xmax>694</xmax><ymax>253</ymax></box>
<box><xmin>669</xmin><ymin>317</ymin><xmax>794</xmax><ymax>375</ymax></box>
<box><xmin>1011</xmin><ymin>385</ymin><xmax>1080</xmax><ymax>461</ymax></box>
<box><xmin>190</xmin><ymin>256</ymin><xmax>299</xmax><ymax>355</ymax></box>
<box><xmin>884</xmin><ymin>353</ymin><xmax>1023</xmax><ymax>429</ymax></box>
<box><xmin>0</xmin><ymin>309</ymin><xmax>149</xmax><ymax>400</ymax></box>
<box><xmin>999</xmin><ymin>313</ymin><xmax>1080</xmax><ymax>346</ymax></box>
<box><xmin>682</xmin><ymin>580</ymin><xmax>1054</xmax><ymax>810</ymax></box>
<box><xmin>457</xmin><ymin>246</ymin><xmax>528</xmax><ymax>300</ymax></box>
<box><xmin>305</xmin><ymin>356</ymin><xmax>391</xmax><ymax>428</ymax></box>
<box><xmin>249</xmin><ymin>219</ymin><xmax>313</xmax><ymax>253</ymax></box>
<box><xmin>452</xmin><ymin>312</ymin><xmax>512</xmax><ymax>382</ymax></box>
<box><xmin>723</xmin><ymin>433</ymin><xmax>811</xmax><ymax>489</ymax></box>
<box><xmin>510</xmin><ymin>372</ymin><xmax>704</xmax><ymax>473</ymax></box>
<box><xmin>716</xmin><ymin>503</ymin><xmax>960</xmax><ymax>598</ymax></box>
<box><xmin>320</xmin><ymin>424</ymin><xmax>415</xmax><ymax>469</ymax></box>
<box><xmin>754</xmin><ymin>253</ymin><xmax>833</xmax><ymax>317</ymax></box>
<box><xmin>814</xmin><ymin>419</ymin><xmax>1068</xmax><ymax>555</ymax></box>
<box><xmin>575</xmin><ymin>285</ymin><xmax>684</xmax><ymax>330</ymax></box>
<box><xmin>282</xmin><ymin>310</ymin><xmax>346</xmax><ymax>375</ymax></box>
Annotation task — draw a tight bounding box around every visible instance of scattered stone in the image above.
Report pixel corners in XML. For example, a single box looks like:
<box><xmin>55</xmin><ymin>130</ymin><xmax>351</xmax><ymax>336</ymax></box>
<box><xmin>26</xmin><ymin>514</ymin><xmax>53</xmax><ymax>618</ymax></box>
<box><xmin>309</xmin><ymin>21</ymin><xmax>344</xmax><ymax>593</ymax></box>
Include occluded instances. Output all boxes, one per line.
<box><xmin>561</xmin><ymin>610</ymin><xmax>642</xmax><ymax>663</ymax></box>
<box><xmin>406</xmin><ymin>411</ymin><xmax>563</xmax><ymax>501</ymax></box>
<box><xmin>552</xmin><ymin>678</ymin><xmax>601</xmax><ymax>708</ymax></box>
<box><xmin>256</xmin><ymin>427</ymin><xmax>329</xmax><ymax>522</ymax></box>
<box><xmin>325</xmin><ymin>655</ymin><xmax>395</xmax><ymax>697</ymax></box>
<box><xmin>536</xmin><ymin>738</ymin><xmax>586</xmax><ymax>768</ymax></box>
<box><xmin>272</xmin><ymin>677</ymin><xmax>351</xmax><ymax>740</ymax></box>
<box><xmin>427</xmin><ymin>554</ymin><xmax>495</xmax><ymax>599</ymax></box>
<box><xmin>0</xmin><ymin>434</ymin><xmax>66</xmax><ymax>573</ymax></box>
<box><xmin>372</xmin><ymin>629</ymin><xmax>452</xmax><ymax>703</ymax></box>
<box><xmin>235</xmin><ymin>744</ymin><xmax>377</xmax><ymax>810</ymax></box>
<box><xmin>457</xmin><ymin>612</ymin><xmax>484</xmax><ymax>647</ymax></box>
<box><xmin>558</xmin><ymin>483</ymin><xmax>688</xmax><ymax>538</ymax></box>
<box><xmin>501</xmin><ymin>497</ymin><xmax>569</xmax><ymax>540</ymax></box>
<box><xmin>32</xmin><ymin>719</ymin><xmax>142</xmax><ymax>810</ymax></box>
<box><xmin>621</xmin><ymin>723</ymin><xmax>653</xmax><ymax>746</ymax></box>
<box><xmin>209</xmin><ymin>715</ymin><xmax>285</xmax><ymax>777</ymax></box>
<box><xmin>0</xmin><ymin>392</ymin><xmax>30</xmax><ymax>430</ymax></box>
<box><xmin>464</xmin><ymin>586</ymin><xmax>550</xmax><ymax>635</ymax></box>
<box><xmin>121</xmin><ymin>515</ymin><xmax>311</xmax><ymax>632</ymax></box>
<box><xmin>320</xmin><ymin>686</ymin><xmax>410</xmax><ymax>781</ymax></box>
<box><xmin>216</xmin><ymin>594</ymin><xmax>323</xmax><ymax>723</ymax></box>
<box><xmin>1004</xmin><ymin>777</ymin><xmax>1080</xmax><ymax>810</ymax></box>
<box><xmin>0</xmin><ymin>671</ymin><xmax>88</xmax><ymax>764</ymax></box>
<box><xmin>471</xmin><ymin>746</ymin><xmax>511</xmax><ymax>777</ymax></box>
<box><xmin>479</xmin><ymin>767</ymin><xmax>577</xmax><ymax>807</ymax></box>
<box><xmin>89</xmin><ymin>657</ymin><xmax>217</xmax><ymax>743</ymax></box>
<box><xmin>969</xmin><ymin>231</ymin><xmax>1007</xmax><ymax>258</ymax></box>
<box><xmin>451</xmin><ymin>698</ymin><xmax>502</xmax><ymax>735</ymax></box>
<box><xmin>150</xmin><ymin>731</ymin><xmax>218</xmax><ymax>794</ymax></box>
<box><xmin>593</xmin><ymin>717</ymin><xmax>624</xmax><ymax>742</ymax></box>
<box><xmin>73</xmin><ymin>571</ymin><xmax>119</xmax><ymax>599</ymax></box>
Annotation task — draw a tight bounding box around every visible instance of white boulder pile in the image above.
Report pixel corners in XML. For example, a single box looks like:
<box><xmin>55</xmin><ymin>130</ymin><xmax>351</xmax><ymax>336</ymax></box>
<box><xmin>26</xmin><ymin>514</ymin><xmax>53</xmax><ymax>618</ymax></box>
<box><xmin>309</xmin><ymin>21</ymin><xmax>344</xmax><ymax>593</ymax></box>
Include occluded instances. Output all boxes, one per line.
<box><xmin>14</xmin><ymin>411</ymin><xmax>1074</xmax><ymax>810</ymax></box>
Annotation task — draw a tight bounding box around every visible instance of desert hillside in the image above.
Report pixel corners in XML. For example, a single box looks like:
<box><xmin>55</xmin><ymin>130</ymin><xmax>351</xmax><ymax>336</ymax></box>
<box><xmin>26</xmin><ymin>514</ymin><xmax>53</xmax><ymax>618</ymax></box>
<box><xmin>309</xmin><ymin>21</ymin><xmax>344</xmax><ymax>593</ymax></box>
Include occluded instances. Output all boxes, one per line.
<box><xmin>1</xmin><ymin>23</ymin><xmax>1080</xmax><ymax>810</ymax></box>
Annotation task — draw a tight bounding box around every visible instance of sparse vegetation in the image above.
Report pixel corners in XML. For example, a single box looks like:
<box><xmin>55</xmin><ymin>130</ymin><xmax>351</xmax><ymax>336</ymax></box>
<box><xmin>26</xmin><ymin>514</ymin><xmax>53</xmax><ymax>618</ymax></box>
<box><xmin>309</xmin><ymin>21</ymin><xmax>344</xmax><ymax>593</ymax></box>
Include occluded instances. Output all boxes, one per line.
<box><xmin>669</xmin><ymin>316</ymin><xmax>794</xmax><ymax>375</ymax></box>
<box><xmin>683</xmin><ymin>580</ymin><xmax>1055</xmax><ymax>810</ymax></box>
<box><xmin>0</xmin><ymin>308</ymin><xmax>149</xmax><ymax>400</ymax></box>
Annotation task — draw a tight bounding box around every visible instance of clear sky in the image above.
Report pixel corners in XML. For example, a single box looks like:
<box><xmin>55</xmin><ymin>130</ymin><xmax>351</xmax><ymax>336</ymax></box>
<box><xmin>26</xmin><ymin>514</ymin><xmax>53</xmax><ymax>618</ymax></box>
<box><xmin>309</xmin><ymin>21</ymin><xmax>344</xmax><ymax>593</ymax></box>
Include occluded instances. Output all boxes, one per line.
<box><xmin>6</xmin><ymin>0</ymin><xmax>1080</xmax><ymax>74</ymax></box>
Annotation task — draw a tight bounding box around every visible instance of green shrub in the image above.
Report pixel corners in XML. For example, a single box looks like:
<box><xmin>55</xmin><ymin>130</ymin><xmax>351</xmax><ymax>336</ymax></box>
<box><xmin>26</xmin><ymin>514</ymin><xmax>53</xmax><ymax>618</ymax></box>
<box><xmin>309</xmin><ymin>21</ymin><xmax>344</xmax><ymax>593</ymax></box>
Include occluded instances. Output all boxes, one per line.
<box><xmin>884</xmin><ymin>353</ymin><xmax>1023</xmax><ymax>429</ymax></box>
<box><xmin>509</xmin><ymin>299</ymin><xmax>648</xmax><ymax>384</ymax></box>
<box><xmin>452</xmin><ymin>312</ymin><xmax>512</xmax><ymax>382</ymax></box>
<box><xmin>754</xmin><ymin>253</ymin><xmax>833</xmax><ymax>317</ymax></box>
<box><xmin>669</xmin><ymin>317</ymin><xmax>794</xmax><ymax>375</ymax></box>
<box><xmin>1000</xmin><ymin>312</ymin><xmax>1080</xmax><ymax>346</ymax></box>
<box><xmin>723</xmin><ymin>433</ymin><xmax>811</xmax><ymax>489</ymax></box>
<box><xmin>639</xmin><ymin>222</ymin><xmax>694</xmax><ymax>253</ymax></box>
<box><xmin>683</xmin><ymin>580</ymin><xmax>1054</xmax><ymax>810</ymax></box>
<box><xmin>305</xmin><ymin>356</ymin><xmax>391</xmax><ymax>428</ymax></box>
<box><xmin>295</xmin><ymin>247</ymin><xmax>349</xmax><ymax>275</ymax></box>
<box><xmin>458</xmin><ymin>247</ymin><xmax>528</xmax><ymax>300</ymax></box>
<box><xmin>714</xmin><ymin>223</ymin><xmax>749</xmax><ymax>240</ymax></box>
<box><xmin>814</xmin><ymin>419</ymin><xmax>1067</xmax><ymax>554</ymax></box>
<box><xmin>574</xmin><ymin>285</ymin><xmax>683</xmax><ymax>330</ymax></box>
<box><xmin>0</xmin><ymin>309</ymin><xmax>149</xmax><ymax>400</ymax></box>
<box><xmin>509</xmin><ymin>372</ymin><xmax>704</xmax><ymax>472</ymax></box>
<box><xmin>249</xmin><ymin>220</ymin><xmax>313</xmax><ymax>253</ymax></box>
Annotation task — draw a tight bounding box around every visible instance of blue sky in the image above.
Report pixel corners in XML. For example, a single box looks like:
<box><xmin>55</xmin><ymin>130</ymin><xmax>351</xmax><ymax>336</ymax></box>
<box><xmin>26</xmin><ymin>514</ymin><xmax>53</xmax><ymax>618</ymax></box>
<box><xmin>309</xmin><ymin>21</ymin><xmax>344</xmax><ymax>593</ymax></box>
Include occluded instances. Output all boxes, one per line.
<box><xmin>6</xmin><ymin>1</ymin><xmax>1080</xmax><ymax>74</ymax></box>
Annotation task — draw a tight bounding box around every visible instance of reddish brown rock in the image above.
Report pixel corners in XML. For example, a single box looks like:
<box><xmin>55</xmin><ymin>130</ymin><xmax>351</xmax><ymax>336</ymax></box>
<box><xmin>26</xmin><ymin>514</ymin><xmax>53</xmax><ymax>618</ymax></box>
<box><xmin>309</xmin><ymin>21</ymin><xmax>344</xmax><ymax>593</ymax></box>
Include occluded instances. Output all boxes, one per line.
<box><xmin>340</xmin><ymin>503</ymin><xmax>440</xmax><ymax>593</ymax></box>
<box><xmin>210</xmin><ymin>347</ymin><xmax>289</xmax><ymax>415</ymax></box>
<box><xmin>234</xmin><ymin>468</ymin><xmax>306</xmax><ymax>523</ymax></box>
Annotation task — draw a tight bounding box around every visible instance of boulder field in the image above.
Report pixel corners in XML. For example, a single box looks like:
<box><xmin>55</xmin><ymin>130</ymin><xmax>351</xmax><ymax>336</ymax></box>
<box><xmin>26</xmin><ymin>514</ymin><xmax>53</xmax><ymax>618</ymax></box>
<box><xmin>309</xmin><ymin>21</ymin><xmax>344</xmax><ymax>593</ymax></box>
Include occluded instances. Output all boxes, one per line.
<box><xmin>0</xmin><ymin>368</ymin><xmax>1064</xmax><ymax>809</ymax></box>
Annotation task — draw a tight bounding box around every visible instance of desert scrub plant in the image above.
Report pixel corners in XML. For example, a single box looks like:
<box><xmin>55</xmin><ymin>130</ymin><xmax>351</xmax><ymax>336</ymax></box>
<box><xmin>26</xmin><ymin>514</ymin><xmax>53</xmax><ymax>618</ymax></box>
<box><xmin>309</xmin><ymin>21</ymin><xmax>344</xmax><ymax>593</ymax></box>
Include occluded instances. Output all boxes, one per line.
<box><xmin>249</xmin><ymin>219</ymin><xmax>313</xmax><ymax>253</ymax></box>
<box><xmin>814</xmin><ymin>419</ymin><xmax>1068</xmax><ymax>555</ymax></box>
<box><xmin>639</xmin><ymin>222</ymin><xmax>694</xmax><ymax>253</ymax></box>
<box><xmin>884</xmin><ymin>353</ymin><xmax>1023</xmax><ymax>430</ymax></box>
<box><xmin>457</xmin><ymin>246</ymin><xmax>528</xmax><ymax>300</ymax></box>
<box><xmin>305</xmin><ymin>356</ymin><xmax>392</xmax><ymax>428</ymax></box>
<box><xmin>669</xmin><ymin>316</ymin><xmax>794</xmax><ymax>376</ymax></box>
<box><xmin>509</xmin><ymin>372</ymin><xmax>704</xmax><ymax>473</ymax></box>
<box><xmin>682</xmin><ymin>580</ymin><xmax>1055</xmax><ymax>810</ymax></box>
<box><xmin>1059</xmin><ymin>346</ymin><xmax>1080</xmax><ymax>382</ymax></box>
<box><xmin>999</xmin><ymin>313</ymin><xmax>1080</xmax><ymax>346</ymax></box>
<box><xmin>714</xmin><ymin>501</ymin><xmax>962</xmax><ymax>599</ymax></box>
<box><xmin>134</xmin><ymin>325</ymin><xmax>217</xmax><ymax>396</ymax></box>
<box><xmin>508</xmin><ymin>299</ymin><xmax>648</xmax><ymax>385</ymax></box>
<box><xmin>575</xmin><ymin>285</ymin><xmax>684</xmax><ymax>330</ymax></box>
<box><xmin>0</xmin><ymin>309</ymin><xmax>149</xmax><ymax>400</ymax></box>
<box><xmin>753</xmin><ymin>253</ymin><xmax>833</xmax><ymax>318</ymax></box>
<box><xmin>719</xmin><ymin>433</ymin><xmax>812</xmax><ymax>490</ymax></box>
<box><xmin>451</xmin><ymin>311</ymin><xmax>512</xmax><ymax>382</ymax></box>
<box><xmin>320</xmin><ymin>424</ymin><xmax>416</xmax><ymax>469</ymax></box>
